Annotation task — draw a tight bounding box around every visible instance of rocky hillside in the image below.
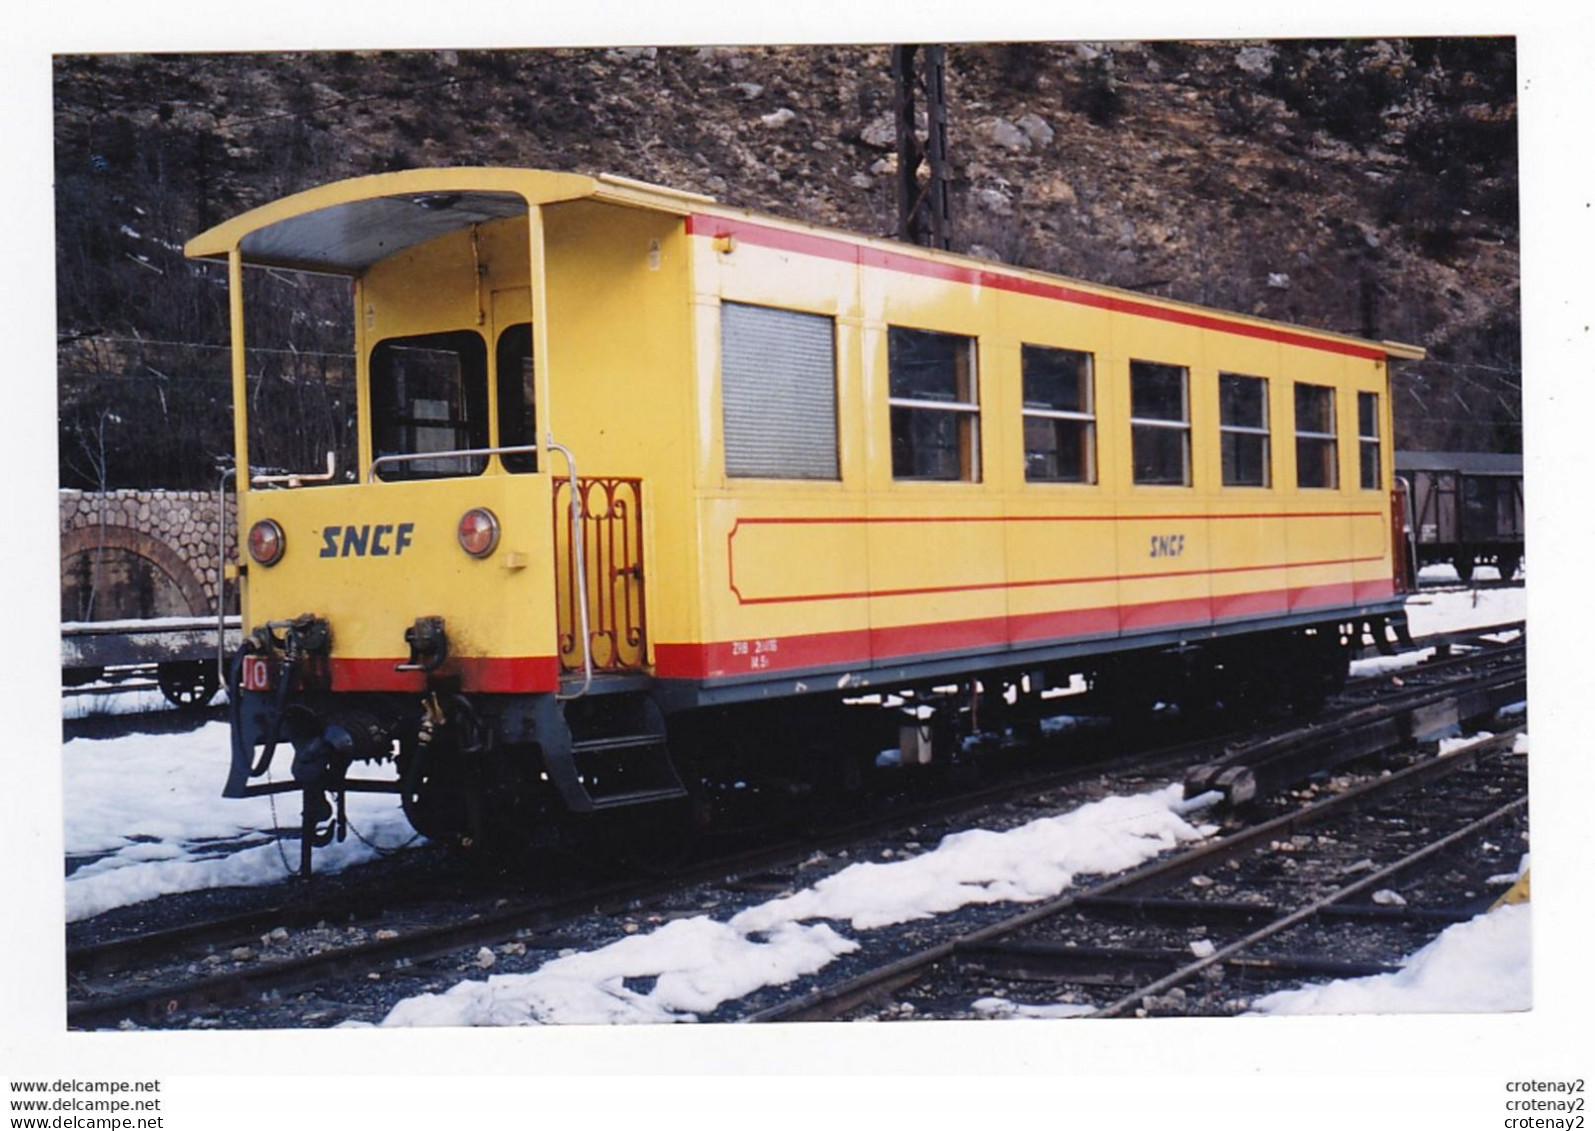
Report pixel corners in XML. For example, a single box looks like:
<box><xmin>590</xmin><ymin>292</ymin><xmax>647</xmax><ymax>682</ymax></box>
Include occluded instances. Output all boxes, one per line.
<box><xmin>53</xmin><ymin>40</ymin><xmax>1519</xmax><ymax>489</ymax></box>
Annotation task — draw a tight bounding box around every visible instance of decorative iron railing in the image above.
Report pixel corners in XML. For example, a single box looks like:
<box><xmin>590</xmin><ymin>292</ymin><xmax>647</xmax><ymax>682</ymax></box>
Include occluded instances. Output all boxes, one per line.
<box><xmin>553</xmin><ymin>476</ymin><xmax>648</xmax><ymax>673</ymax></box>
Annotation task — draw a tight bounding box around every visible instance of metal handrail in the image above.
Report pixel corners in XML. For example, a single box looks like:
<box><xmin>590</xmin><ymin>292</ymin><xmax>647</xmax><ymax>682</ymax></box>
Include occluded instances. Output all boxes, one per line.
<box><xmin>216</xmin><ymin>467</ymin><xmax>235</xmax><ymax>688</ymax></box>
<box><xmin>546</xmin><ymin>434</ymin><xmax>592</xmax><ymax>700</ymax></box>
<box><xmin>252</xmin><ymin>450</ymin><xmax>338</xmax><ymax>488</ymax></box>
<box><xmin>366</xmin><ymin>444</ymin><xmax>539</xmax><ymax>483</ymax></box>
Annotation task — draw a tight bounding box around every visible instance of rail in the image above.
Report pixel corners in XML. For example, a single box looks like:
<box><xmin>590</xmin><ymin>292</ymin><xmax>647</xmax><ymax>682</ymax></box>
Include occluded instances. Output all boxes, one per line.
<box><xmin>745</xmin><ymin>706</ymin><xmax>1528</xmax><ymax>1022</ymax></box>
<box><xmin>1091</xmin><ymin>781</ymin><xmax>1526</xmax><ymax>1017</ymax></box>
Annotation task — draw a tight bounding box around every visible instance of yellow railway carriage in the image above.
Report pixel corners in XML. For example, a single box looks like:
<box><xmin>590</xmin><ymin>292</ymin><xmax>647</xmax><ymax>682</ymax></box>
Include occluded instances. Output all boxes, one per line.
<box><xmin>186</xmin><ymin>167</ymin><xmax>1421</xmax><ymax>853</ymax></box>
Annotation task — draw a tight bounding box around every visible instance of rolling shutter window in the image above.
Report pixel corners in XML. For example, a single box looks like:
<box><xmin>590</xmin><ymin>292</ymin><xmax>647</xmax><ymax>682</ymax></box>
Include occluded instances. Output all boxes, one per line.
<box><xmin>721</xmin><ymin>302</ymin><xmax>839</xmax><ymax>479</ymax></box>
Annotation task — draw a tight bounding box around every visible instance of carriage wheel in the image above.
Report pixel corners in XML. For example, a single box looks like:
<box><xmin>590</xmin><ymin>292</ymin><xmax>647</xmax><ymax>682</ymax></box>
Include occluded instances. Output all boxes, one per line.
<box><xmin>157</xmin><ymin>661</ymin><xmax>220</xmax><ymax>709</ymax></box>
<box><xmin>1453</xmin><ymin>552</ymin><xmax>1476</xmax><ymax>583</ymax></box>
<box><xmin>1497</xmin><ymin>551</ymin><xmax>1521</xmax><ymax>580</ymax></box>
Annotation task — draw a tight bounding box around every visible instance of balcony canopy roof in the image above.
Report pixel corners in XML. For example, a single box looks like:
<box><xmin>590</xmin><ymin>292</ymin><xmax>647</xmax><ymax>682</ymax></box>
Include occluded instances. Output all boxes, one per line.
<box><xmin>184</xmin><ymin>168</ymin><xmax>710</xmax><ymax>273</ymax></box>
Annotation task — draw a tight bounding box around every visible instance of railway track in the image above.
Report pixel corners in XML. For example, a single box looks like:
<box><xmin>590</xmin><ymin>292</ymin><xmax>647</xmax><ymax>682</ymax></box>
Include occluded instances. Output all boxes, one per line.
<box><xmin>64</xmin><ymin>724</ymin><xmax>1229</xmax><ymax>1029</ymax></box>
<box><xmin>746</xmin><ymin>727</ymin><xmax>1526</xmax><ymax>1022</ymax></box>
<box><xmin>66</xmin><ymin>638</ymin><xmax>1526</xmax><ymax>1029</ymax></box>
<box><xmin>1365</xmin><ymin>617</ymin><xmax>1521</xmax><ymax>661</ymax></box>
<box><xmin>1195</xmin><ymin>635</ymin><xmax>1523</xmax><ymax>804</ymax></box>
<box><xmin>68</xmin><ymin>617</ymin><xmax>1521</xmax><ymax>963</ymax></box>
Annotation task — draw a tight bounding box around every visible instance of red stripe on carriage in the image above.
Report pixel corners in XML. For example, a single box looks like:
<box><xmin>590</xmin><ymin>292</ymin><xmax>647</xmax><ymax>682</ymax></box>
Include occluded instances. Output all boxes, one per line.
<box><xmin>1288</xmin><ymin>582</ymin><xmax>1358</xmax><ymax>611</ymax></box>
<box><xmin>686</xmin><ymin>214</ymin><xmax>1389</xmax><ymax>361</ymax></box>
<box><xmin>330</xmin><ymin>655</ymin><xmax>562</xmax><ymax>693</ymax></box>
<box><xmin>1211</xmin><ymin>588</ymin><xmax>1290</xmax><ymax>620</ymax></box>
<box><xmin>1354</xmin><ymin>577</ymin><xmax>1397</xmax><ymax>603</ymax></box>
<box><xmin>1006</xmin><ymin>605</ymin><xmax>1123</xmax><ymax>644</ymax></box>
<box><xmin>654</xmin><ymin>586</ymin><xmax>1383</xmax><ymax>680</ymax></box>
<box><xmin>1119</xmin><ymin>596</ymin><xmax>1213</xmax><ymax>632</ymax></box>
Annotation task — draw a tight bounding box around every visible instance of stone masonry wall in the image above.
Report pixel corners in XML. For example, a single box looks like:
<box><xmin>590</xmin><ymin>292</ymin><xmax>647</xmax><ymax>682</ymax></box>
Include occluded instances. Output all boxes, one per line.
<box><xmin>60</xmin><ymin>489</ymin><xmax>239</xmax><ymax>616</ymax></box>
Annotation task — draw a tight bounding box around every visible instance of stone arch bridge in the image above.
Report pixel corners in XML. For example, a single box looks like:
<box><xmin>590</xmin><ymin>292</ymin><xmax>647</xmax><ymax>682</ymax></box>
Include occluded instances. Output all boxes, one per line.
<box><xmin>61</xmin><ymin>489</ymin><xmax>238</xmax><ymax>624</ymax></box>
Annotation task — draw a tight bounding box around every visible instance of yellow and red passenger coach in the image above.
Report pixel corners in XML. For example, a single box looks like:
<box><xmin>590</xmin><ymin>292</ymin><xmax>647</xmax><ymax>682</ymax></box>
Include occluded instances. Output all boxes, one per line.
<box><xmin>186</xmin><ymin>167</ymin><xmax>1422</xmax><ymax>851</ymax></box>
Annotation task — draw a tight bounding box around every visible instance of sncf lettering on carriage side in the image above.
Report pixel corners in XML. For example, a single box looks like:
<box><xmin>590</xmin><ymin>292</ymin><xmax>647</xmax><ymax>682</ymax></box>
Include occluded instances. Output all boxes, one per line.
<box><xmin>319</xmin><ymin>522</ymin><xmax>416</xmax><ymax>558</ymax></box>
<box><xmin>1149</xmin><ymin>533</ymin><xmax>1186</xmax><ymax>558</ymax></box>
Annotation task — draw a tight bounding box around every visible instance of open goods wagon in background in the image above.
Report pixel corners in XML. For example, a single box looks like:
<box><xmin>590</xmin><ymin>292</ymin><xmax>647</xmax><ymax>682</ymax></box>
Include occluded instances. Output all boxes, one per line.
<box><xmin>1397</xmin><ymin>451</ymin><xmax>1524</xmax><ymax>582</ymax></box>
<box><xmin>184</xmin><ymin>167</ymin><xmax>1425</xmax><ymax>861</ymax></box>
<box><xmin>62</xmin><ymin>617</ymin><xmax>240</xmax><ymax>708</ymax></box>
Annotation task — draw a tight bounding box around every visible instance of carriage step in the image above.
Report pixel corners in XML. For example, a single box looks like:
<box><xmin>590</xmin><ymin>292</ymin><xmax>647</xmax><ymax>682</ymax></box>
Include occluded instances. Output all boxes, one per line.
<box><xmin>586</xmin><ymin>786</ymin><xmax>690</xmax><ymax>810</ymax></box>
<box><xmin>566</xmin><ymin>735</ymin><xmax>687</xmax><ymax>810</ymax></box>
<box><xmin>544</xmin><ymin>693</ymin><xmax>687</xmax><ymax>813</ymax></box>
<box><xmin>573</xmin><ymin>733</ymin><xmax>671</xmax><ymax>756</ymax></box>
<box><xmin>551</xmin><ymin>735</ymin><xmax>687</xmax><ymax>812</ymax></box>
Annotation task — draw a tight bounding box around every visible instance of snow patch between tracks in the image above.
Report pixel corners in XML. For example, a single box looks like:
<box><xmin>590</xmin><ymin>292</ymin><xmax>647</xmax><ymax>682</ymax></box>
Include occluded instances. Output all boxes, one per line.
<box><xmin>374</xmin><ymin>783</ymin><xmax>1212</xmax><ymax>1026</ymax></box>
<box><xmin>1248</xmin><ymin>901</ymin><xmax>1532</xmax><ymax>1015</ymax></box>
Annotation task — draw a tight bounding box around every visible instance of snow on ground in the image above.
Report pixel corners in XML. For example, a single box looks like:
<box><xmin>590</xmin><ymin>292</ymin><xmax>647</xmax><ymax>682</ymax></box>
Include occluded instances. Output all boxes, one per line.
<box><xmin>373</xmin><ymin>784</ymin><xmax>1216</xmax><ymax>1026</ymax></box>
<box><xmin>1350</xmin><ymin>583</ymin><xmax>1525</xmax><ymax>680</ymax></box>
<box><xmin>62</xmin><ymin>721</ymin><xmax>417</xmax><ymax>921</ymax></box>
<box><xmin>972</xmin><ymin>997</ymin><xmax>1095</xmax><ymax>1019</ymax></box>
<box><xmin>61</xmin><ymin>685</ymin><xmax>213</xmax><ymax>721</ymax></box>
<box><xmin>1349</xmin><ymin>650</ymin><xmax>1437</xmax><ymax>678</ymax></box>
<box><xmin>1401</xmin><ymin>580</ymin><xmax>1525</xmax><ymax>638</ymax></box>
<box><xmin>1249</xmin><ymin>902</ymin><xmax>1532</xmax><ymax>1015</ymax></box>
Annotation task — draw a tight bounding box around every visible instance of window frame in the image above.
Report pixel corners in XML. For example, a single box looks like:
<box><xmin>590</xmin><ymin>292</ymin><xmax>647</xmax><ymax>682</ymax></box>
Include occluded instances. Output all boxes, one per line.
<box><xmin>1357</xmin><ymin>390</ymin><xmax>1382</xmax><ymax>491</ymax></box>
<box><xmin>1021</xmin><ymin>343</ymin><xmax>1097</xmax><ymax>485</ymax></box>
<box><xmin>495</xmin><ymin>321</ymin><xmax>537</xmax><ymax>474</ymax></box>
<box><xmin>887</xmin><ymin>324</ymin><xmax>982</xmax><ymax>483</ymax></box>
<box><xmin>1293</xmin><ymin>381</ymin><xmax>1340</xmax><ymax>490</ymax></box>
<box><xmin>1218</xmin><ymin>372</ymin><xmax>1272</xmax><ymax>488</ymax></box>
<box><xmin>1129</xmin><ymin>359</ymin><xmax>1192</xmax><ymax>487</ymax></box>
<box><xmin>368</xmin><ymin>328</ymin><xmax>490</xmax><ymax>482</ymax></box>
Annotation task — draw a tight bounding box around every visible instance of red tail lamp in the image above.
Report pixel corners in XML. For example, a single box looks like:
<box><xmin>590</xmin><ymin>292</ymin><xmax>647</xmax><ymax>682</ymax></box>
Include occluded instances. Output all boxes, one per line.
<box><xmin>458</xmin><ymin>508</ymin><xmax>500</xmax><ymax>558</ymax></box>
<box><xmin>247</xmin><ymin>519</ymin><xmax>286</xmax><ymax>567</ymax></box>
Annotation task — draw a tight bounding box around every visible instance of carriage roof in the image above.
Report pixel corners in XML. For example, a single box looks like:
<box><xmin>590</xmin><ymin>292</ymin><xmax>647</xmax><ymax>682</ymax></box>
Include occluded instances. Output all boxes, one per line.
<box><xmin>186</xmin><ymin>166</ymin><xmax>1424</xmax><ymax>362</ymax></box>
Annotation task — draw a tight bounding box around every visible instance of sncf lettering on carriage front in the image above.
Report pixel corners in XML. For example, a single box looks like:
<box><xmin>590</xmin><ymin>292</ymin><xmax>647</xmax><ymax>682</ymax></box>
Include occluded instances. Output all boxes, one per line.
<box><xmin>319</xmin><ymin>523</ymin><xmax>416</xmax><ymax>558</ymax></box>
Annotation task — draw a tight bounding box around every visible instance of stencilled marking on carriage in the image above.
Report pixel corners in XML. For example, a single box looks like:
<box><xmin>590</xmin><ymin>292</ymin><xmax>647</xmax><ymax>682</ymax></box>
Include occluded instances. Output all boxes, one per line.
<box><xmin>319</xmin><ymin>522</ymin><xmax>416</xmax><ymax>558</ymax></box>
<box><xmin>1149</xmin><ymin>534</ymin><xmax>1187</xmax><ymax>558</ymax></box>
<box><xmin>241</xmin><ymin>655</ymin><xmax>271</xmax><ymax>691</ymax></box>
<box><xmin>731</xmin><ymin>638</ymin><xmax>781</xmax><ymax>670</ymax></box>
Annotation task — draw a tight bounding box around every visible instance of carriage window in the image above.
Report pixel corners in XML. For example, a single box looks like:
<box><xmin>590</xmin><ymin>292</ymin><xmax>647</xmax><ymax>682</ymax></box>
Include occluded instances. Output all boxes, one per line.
<box><xmin>496</xmin><ymin>323</ymin><xmax>536</xmax><ymax>473</ymax></box>
<box><xmin>1357</xmin><ymin>391</ymin><xmax>1381</xmax><ymax>490</ymax></box>
<box><xmin>370</xmin><ymin>331</ymin><xmax>488</xmax><ymax>480</ymax></box>
<box><xmin>1295</xmin><ymin>382</ymin><xmax>1339</xmax><ymax>489</ymax></box>
<box><xmin>721</xmin><ymin>302</ymin><xmax>838</xmax><ymax>479</ymax></box>
<box><xmin>1219</xmin><ymin>373</ymin><xmax>1271</xmax><ymax>487</ymax></box>
<box><xmin>889</xmin><ymin>326</ymin><xmax>980</xmax><ymax>481</ymax></box>
<box><xmin>1130</xmin><ymin>360</ymin><xmax>1190</xmax><ymax>486</ymax></box>
<box><xmin>1022</xmin><ymin>345</ymin><xmax>1096</xmax><ymax>483</ymax></box>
